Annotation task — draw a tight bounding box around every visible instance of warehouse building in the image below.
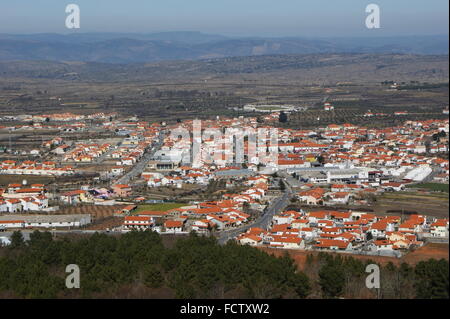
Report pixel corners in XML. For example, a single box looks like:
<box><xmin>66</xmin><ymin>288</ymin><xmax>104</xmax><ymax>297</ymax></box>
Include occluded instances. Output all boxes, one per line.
<box><xmin>0</xmin><ymin>214</ymin><xmax>91</xmax><ymax>229</ymax></box>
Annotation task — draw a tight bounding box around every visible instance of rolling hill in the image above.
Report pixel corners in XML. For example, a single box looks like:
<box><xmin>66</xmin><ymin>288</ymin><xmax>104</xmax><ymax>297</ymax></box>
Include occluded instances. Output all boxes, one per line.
<box><xmin>0</xmin><ymin>32</ymin><xmax>448</xmax><ymax>64</ymax></box>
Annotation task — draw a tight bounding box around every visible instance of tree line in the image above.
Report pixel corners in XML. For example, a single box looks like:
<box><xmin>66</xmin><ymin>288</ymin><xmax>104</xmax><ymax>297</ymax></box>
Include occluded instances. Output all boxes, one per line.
<box><xmin>0</xmin><ymin>230</ymin><xmax>448</xmax><ymax>299</ymax></box>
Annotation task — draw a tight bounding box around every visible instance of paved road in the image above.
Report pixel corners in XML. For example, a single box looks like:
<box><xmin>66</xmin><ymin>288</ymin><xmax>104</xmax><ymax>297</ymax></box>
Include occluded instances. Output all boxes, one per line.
<box><xmin>114</xmin><ymin>132</ymin><xmax>165</xmax><ymax>185</ymax></box>
<box><xmin>277</xmin><ymin>169</ymin><xmax>304</xmax><ymax>188</ymax></box>
<box><xmin>2</xmin><ymin>180</ymin><xmax>293</xmax><ymax>245</ymax></box>
<box><xmin>93</xmin><ymin>142</ymin><xmax>120</xmax><ymax>164</ymax></box>
<box><xmin>217</xmin><ymin>179</ymin><xmax>293</xmax><ymax>245</ymax></box>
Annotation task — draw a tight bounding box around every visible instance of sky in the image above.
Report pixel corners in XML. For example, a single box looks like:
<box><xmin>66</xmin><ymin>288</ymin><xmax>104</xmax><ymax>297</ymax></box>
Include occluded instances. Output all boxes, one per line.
<box><xmin>0</xmin><ymin>0</ymin><xmax>448</xmax><ymax>37</ymax></box>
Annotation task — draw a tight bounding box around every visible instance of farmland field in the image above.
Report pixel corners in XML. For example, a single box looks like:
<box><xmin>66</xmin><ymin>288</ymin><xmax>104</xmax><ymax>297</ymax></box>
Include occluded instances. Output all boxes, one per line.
<box><xmin>406</xmin><ymin>183</ymin><xmax>449</xmax><ymax>193</ymax></box>
<box><xmin>53</xmin><ymin>204</ymin><xmax>127</xmax><ymax>221</ymax></box>
<box><xmin>371</xmin><ymin>191</ymin><xmax>449</xmax><ymax>219</ymax></box>
<box><xmin>0</xmin><ymin>174</ymin><xmax>55</xmax><ymax>186</ymax></box>
<box><xmin>134</xmin><ymin>202</ymin><xmax>188</xmax><ymax>213</ymax></box>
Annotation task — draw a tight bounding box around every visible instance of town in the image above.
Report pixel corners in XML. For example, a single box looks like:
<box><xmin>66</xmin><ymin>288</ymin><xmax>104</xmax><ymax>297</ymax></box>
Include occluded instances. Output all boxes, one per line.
<box><xmin>0</xmin><ymin>109</ymin><xmax>448</xmax><ymax>260</ymax></box>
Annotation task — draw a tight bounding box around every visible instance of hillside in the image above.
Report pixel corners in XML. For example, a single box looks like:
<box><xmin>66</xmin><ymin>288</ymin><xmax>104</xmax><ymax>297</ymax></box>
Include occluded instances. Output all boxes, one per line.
<box><xmin>0</xmin><ymin>33</ymin><xmax>448</xmax><ymax>64</ymax></box>
<box><xmin>0</xmin><ymin>53</ymin><xmax>448</xmax><ymax>84</ymax></box>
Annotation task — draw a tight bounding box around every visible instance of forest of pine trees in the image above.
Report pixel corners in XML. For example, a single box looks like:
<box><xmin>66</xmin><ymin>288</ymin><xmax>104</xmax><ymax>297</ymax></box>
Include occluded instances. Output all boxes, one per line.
<box><xmin>0</xmin><ymin>230</ymin><xmax>448</xmax><ymax>299</ymax></box>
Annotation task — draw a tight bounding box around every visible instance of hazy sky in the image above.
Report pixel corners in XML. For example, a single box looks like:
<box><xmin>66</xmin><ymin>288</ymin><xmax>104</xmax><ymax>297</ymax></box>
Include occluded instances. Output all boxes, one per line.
<box><xmin>0</xmin><ymin>0</ymin><xmax>448</xmax><ymax>36</ymax></box>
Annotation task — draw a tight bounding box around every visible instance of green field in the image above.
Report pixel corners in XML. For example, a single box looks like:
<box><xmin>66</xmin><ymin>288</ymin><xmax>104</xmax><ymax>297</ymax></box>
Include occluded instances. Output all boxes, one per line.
<box><xmin>134</xmin><ymin>202</ymin><xmax>187</xmax><ymax>213</ymax></box>
<box><xmin>406</xmin><ymin>183</ymin><xmax>449</xmax><ymax>193</ymax></box>
<box><xmin>381</xmin><ymin>191</ymin><xmax>449</xmax><ymax>200</ymax></box>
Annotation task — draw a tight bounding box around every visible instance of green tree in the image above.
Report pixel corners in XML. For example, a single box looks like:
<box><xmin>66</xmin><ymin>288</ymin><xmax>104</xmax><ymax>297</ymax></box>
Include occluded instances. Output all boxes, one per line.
<box><xmin>316</xmin><ymin>155</ymin><xmax>325</xmax><ymax>164</ymax></box>
<box><xmin>319</xmin><ymin>260</ymin><xmax>346</xmax><ymax>298</ymax></box>
<box><xmin>289</xmin><ymin>272</ymin><xmax>311</xmax><ymax>298</ymax></box>
<box><xmin>143</xmin><ymin>265</ymin><xmax>164</xmax><ymax>288</ymax></box>
<box><xmin>9</xmin><ymin>231</ymin><xmax>25</xmax><ymax>249</ymax></box>
<box><xmin>279</xmin><ymin>111</ymin><xmax>288</xmax><ymax>123</ymax></box>
<box><xmin>414</xmin><ymin>259</ymin><xmax>449</xmax><ymax>299</ymax></box>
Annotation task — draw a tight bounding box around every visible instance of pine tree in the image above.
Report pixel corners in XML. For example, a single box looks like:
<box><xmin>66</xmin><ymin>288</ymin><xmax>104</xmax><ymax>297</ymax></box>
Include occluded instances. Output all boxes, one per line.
<box><xmin>9</xmin><ymin>231</ymin><xmax>25</xmax><ymax>249</ymax></box>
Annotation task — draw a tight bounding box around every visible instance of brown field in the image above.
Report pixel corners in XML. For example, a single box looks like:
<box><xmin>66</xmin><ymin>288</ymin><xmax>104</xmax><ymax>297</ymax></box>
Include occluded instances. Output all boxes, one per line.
<box><xmin>144</xmin><ymin>184</ymin><xmax>204</xmax><ymax>201</ymax></box>
<box><xmin>259</xmin><ymin>242</ymin><xmax>449</xmax><ymax>270</ymax></box>
<box><xmin>0</xmin><ymin>174</ymin><xmax>56</xmax><ymax>186</ymax></box>
<box><xmin>291</xmin><ymin>191</ymin><xmax>449</xmax><ymax>220</ymax></box>
<box><xmin>53</xmin><ymin>204</ymin><xmax>127</xmax><ymax>221</ymax></box>
<box><xmin>0</xmin><ymin>174</ymin><xmax>101</xmax><ymax>190</ymax></box>
<box><xmin>85</xmin><ymin>216</ymin><xmax>124</xmax><ymax>230</ymax></box>
<box><xmin>402</xmin><ymin>243</ymin><xmax>449</xmax><ymax>264</ymax></box>
<box><xmin>373</xmin><ymin>192</ymin><xmax>449</xmax><ymax>219</ymax></box>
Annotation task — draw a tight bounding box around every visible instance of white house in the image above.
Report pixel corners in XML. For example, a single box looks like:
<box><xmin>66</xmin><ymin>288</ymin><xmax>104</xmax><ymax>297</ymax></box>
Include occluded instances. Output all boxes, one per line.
<box><xmin>270</xmin><ymin>235</ymin><xmax>304</xmax><ymax>249</ymax></box>
<box><xmin>123</xmin><ymin>216</ymin><xmax>154</xmax><ymax>231</ymax></box>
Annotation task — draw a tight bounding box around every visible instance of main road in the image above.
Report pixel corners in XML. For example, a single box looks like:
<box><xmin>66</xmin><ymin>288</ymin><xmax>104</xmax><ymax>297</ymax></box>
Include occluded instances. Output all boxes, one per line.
<box><xmin>217</xmin><ymin>178</ymin><xmax>294</xmax><ymax>245</ymax></box>
<box><xmin>1</xmin><ymin>178</ymin><xmax>295</xmax><ymax>243</ymax></box>
<box><xmin>114</xmin><ymin>131</ymin><xmax>165</xmax><ymax>185</ymax></box>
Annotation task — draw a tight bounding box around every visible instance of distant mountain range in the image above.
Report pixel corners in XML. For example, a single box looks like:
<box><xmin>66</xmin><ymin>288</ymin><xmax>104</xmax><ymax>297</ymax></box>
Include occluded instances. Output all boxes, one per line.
<box><xmin>0</xmin><ymin>32</ymin><xmax>448</xmax><ymax>63</ymax></box>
